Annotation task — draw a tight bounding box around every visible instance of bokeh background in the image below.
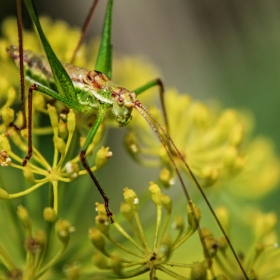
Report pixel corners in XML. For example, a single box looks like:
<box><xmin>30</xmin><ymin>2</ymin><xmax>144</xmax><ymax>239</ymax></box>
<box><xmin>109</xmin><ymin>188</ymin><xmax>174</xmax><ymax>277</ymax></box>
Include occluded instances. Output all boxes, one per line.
<box><xmin>1</xmin><ymin>0</ymin><xmax>280</xmax><ymax>225</ymax></box>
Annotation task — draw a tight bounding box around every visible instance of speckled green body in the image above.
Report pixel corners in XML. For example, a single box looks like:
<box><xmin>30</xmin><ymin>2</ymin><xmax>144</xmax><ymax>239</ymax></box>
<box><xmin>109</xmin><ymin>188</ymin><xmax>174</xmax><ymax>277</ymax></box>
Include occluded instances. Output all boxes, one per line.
<box><xmin>7</xmin><ymin>46</ymin><xmax>136</xmax><ymax>125</ymax></box>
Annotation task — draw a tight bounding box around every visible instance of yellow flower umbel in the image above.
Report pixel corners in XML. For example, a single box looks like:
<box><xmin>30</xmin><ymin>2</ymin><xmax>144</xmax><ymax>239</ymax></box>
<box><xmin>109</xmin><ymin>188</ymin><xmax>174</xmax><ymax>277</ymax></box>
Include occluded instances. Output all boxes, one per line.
<box><xmin>0</xmin><ymin>104</ymin><xmax>111</xmax><ymax>216</ymax></box>
<box><xmin>89</xmin><ymin>182</ymin><xmax>209</xmax><ymax>279</ymax></box>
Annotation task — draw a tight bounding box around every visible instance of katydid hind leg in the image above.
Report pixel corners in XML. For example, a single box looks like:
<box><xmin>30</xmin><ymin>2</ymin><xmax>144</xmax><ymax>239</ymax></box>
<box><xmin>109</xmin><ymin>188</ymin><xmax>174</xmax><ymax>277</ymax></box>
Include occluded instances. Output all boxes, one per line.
<box><xmin>22</xmin><ymin>84</ymin><xmax>37</xmax><ymax>166</ymax></box>
<box><xmin>80</xmin><ymin>150</ymin><xmax>113</xmax><ymax>222</ymax></box>
<box><xmin>15</xmin><ymin>0</ymin><xmax>33</xmax><ymax>166</ymax></box>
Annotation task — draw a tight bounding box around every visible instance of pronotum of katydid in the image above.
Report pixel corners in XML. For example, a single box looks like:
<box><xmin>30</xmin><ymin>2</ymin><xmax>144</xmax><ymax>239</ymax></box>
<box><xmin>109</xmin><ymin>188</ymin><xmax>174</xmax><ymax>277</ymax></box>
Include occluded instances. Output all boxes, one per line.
<box><xmin>3</xmin><ymin>0</ymin><xmax>252</xmax><ymax>279</ymax></box>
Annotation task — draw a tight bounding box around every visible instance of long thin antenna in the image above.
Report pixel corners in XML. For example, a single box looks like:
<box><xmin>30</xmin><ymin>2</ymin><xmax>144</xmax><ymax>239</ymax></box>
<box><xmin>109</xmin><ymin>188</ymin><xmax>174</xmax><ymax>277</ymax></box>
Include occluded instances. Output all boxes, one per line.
<box><xmin>136</xmin><ymin>101</ymin><xmax>249</xmax><ymax>280</ymax></box>
<box><xmin>16</xmin><ymin>0</ymin><xmax>26</xmax><ymax>129</ymax></box>
<box><xmin>70</xmin><ymin>0</ymin><xmax>100</xmax><ymax>64</ymax></box>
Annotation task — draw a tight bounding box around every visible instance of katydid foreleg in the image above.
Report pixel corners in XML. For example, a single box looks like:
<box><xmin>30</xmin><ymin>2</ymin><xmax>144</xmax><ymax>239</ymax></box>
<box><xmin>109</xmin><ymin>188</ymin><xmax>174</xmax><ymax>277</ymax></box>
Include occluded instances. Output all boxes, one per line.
<box><xmin>79</xmin><ymin>105</ymin><xmax>113</xmax><ymax>221</ymax></box>
<box><xmin>133</xmin><ymin>78</ymin><xmax>169</xmax><ymax>135</ymax></box>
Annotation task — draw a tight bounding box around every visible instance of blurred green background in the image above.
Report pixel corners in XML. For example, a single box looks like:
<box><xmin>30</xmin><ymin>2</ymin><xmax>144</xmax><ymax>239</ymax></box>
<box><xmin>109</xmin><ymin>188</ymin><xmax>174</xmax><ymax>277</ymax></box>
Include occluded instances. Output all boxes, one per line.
<box><xmin>1</xmin><ymin>1</ymin><xmax>280</xmax><ymax>220</ymax></box>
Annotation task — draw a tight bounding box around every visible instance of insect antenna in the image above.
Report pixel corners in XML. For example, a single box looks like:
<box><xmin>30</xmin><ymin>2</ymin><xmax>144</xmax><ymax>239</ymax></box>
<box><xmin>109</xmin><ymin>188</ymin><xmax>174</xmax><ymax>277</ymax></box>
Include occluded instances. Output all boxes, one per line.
<box><xmin>15</xmin><ymin>0</ymin><xmax>26</xmax><ymax>129</ymax></box>
<box><xmin>134</xmin><ymin>100</ymin><xmax>216</xmax><ymax>278</ymax></box>
<box><xmin>135</xmin><ymin>100</ymin><xmax>250</xmax><ymax>280</ymax></box>
<box><xmin>70</xmin><ymin>0</ymin><xmax>100</xmax><ymax>64</ymax></box>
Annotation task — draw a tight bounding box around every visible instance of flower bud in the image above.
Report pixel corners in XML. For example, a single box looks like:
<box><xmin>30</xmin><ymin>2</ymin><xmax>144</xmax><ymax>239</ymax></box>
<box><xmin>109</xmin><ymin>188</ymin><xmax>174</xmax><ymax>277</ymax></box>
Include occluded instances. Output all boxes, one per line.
<box><xmin>110</xmin><ymin>253</ymin><xmax>122</xmax><ymax>276</ymax></box>
<box><xmin>95</xmin><ymin>146</ymin><xmax>112</xmax><ymax>169</ymax></box>
<box><xmin>190</xmin><ymin>262</ymin><xmax>207</xmax><ymax>280</ymax></box>
<box><xmin>54</xmin><ymin>137</ymin><xmax>66</xmax><ymax>154</ymax></box>
<box><xmin>123</xmin><ymin>188</ymin><xmax>139</xmax><ymax>206</ymax></box>
<box><xmin>1</xmin><ymin>107</ymin><xmax>14</xmax><ymax>126</ymax></box>
<box><xmin>23</xmin><ymin>164</ymin><xmax>35</xmax><ymax>183</ymax></box>
<box><xmin>17</xmin><ymin>205</ymin><xmax>31</xmax><ymax>229</ymax></box>
<box><xmin>149</xmin><ymin>182</ymin><xmax>161</xmax><ymax>205</ymax></box>
<box><xmin>95</xmin><ymin>202</ymin><xmax>106</xmax><ymax>215</ymax></box>
<box><xmin>67</xmin><ymin>109</ymin><xmax>76</xmax><ymax>133</ymax></box>
<box><xmin>58</xmin><ymin>119</ymin><xmax>68</xmax><ymax>138</ymax></box>
<box><xmin>95</xmin><ymin>214</ymin><xmax>110</xmax><ymax>234</ymax></box>
<box><xmin>56</xmin><ymin>219</ymin><xmax>75</xmax><ymax>243</ymax></box>
<box><xmin>161</xmin><ymin>193</ymin><xmax>172</xmax><ymax>213</ymax></box>
<box><xmin>43</xmin><ymin>207</ymin><xmax>57</xmax><ymax>222</ymax></box>
<box><xmin>92</xmin><ymin>252</ymin><xmax>108</xmax><ymax>269</ymax></box>
<box><xmin>88</xmin><ymin>227</ymin><xmax>106</xmax><ymax>250</ymax></box>
<box><xmin>159</xmin><ymin>167</ymin><xmax>173</xmax><ymax>189</ymax></box>
<box><xmin>48</xmin><ymin>104</ymin><xmax>58</xmax><ymax>128</ymax></box>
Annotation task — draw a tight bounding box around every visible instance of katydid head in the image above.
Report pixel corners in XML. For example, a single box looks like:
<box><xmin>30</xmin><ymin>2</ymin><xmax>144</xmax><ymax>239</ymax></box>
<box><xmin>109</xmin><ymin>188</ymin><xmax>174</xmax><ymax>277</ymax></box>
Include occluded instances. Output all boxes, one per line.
<box><xmin>111</xmin><ymin>88</ymin><xmax>136</xmax><ymax>126</ymax></box>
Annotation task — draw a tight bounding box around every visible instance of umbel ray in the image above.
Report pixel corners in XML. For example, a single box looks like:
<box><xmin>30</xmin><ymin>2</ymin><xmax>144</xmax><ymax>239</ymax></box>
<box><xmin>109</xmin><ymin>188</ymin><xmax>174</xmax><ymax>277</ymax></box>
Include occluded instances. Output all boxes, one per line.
<box><xmin>6</xmin><ymin>0</ymin><xmax>250</xmax><ymax>278</ymax></box>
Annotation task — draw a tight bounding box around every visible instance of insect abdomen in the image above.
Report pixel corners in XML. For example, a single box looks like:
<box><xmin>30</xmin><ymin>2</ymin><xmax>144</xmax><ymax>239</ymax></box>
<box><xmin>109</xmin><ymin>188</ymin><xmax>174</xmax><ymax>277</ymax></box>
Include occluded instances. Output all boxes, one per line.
<box><xmin>7</xmin><ymin>46</ymin><xmax>58</xmax><ymax>90</ymax></box>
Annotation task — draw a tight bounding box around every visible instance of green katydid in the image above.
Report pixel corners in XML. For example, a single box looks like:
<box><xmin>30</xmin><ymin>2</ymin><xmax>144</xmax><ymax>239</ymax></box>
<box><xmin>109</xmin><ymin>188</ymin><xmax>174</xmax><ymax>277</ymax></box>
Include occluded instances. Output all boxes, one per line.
<box><xmin>6</xmin><ymin>0</ymin><xmax>250</xmax><ymax>278</ymax></box>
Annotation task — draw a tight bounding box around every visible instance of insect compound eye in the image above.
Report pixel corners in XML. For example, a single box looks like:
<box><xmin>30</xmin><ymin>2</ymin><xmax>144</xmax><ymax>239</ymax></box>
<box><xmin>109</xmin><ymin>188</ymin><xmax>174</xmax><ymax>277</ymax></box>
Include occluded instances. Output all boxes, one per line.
<box><xmin>117</xmin><ymin>96</ymin><xmax>124</xmax><ymax>106</ymax></box>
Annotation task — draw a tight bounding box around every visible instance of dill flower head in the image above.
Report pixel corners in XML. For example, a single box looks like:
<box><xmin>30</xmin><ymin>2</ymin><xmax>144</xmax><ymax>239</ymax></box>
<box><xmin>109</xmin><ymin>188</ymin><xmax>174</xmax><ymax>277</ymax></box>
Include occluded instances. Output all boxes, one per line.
<box><xmin>89</xmin><ymin>182</ymin><xmax>207</xmax><ymax>279</ymax></box>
